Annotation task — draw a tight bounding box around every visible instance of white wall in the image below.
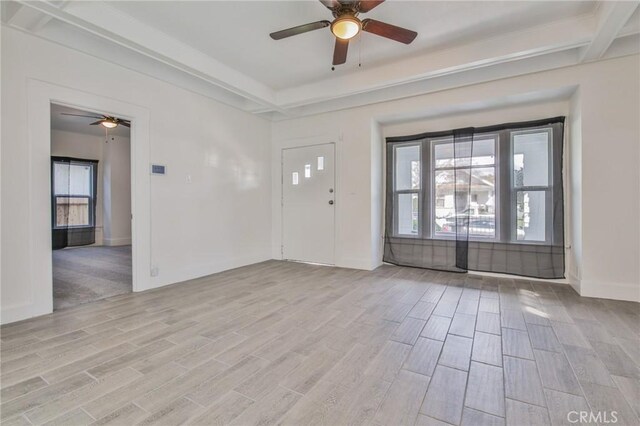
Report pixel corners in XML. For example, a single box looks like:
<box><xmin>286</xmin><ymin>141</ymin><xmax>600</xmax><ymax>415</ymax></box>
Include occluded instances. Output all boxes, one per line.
<box><xmin>103</xmin><ymin>135</ymin><xmax>132</xmax><ymax>246</ymax></box>
<box><xmin>272</xmin><ymin>54</ymin><xmax>640</xmax><ymax>302</ymax></box>
<box><xmin>1</xmin><ymin>27</ymin><xmax>272</xmax><ymax>323</ymax></box>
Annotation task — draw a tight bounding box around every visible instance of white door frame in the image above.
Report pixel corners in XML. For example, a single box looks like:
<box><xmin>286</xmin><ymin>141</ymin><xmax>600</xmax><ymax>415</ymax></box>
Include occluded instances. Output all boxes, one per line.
<box><xmin>22</xmin><ymin>79</ymin><xmax>151</xmax><ymax>319</ymax></box>
<box><xmin>281</xmin><ymin>142</ymin><xmax>336</xmax><ymax>265</ymax></box>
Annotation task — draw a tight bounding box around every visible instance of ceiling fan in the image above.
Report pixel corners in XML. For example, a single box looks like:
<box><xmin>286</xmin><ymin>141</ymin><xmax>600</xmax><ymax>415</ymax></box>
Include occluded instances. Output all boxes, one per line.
<box><xmin>270</xmin><ymin>0</ymin><xmax>417</xmax><ymax>67</ymax></box>
<box><xmin>60</xmin><ymin>112</ymin><xmax>130</xmax><ymax>129</ymax></box>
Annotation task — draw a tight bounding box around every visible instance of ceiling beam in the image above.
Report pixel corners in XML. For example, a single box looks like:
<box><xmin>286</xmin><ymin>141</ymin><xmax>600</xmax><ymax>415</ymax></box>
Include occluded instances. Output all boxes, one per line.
<box><xmin>13</xmin><ymin>0</ymin><xmax>292</xmax><ymax>117</ymax></box>
<box><xmin>580</xmin><ymin>1</ymin><xmax>639</xmax><ymax>62</ymax></box>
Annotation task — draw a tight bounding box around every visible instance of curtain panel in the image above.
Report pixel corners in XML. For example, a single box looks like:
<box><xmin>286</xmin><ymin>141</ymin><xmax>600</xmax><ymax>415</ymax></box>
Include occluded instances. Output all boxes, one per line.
<box><xmin>51</xmin><ymin>156</ymin><xmax>99</xmax><ymax>250</ymax></box>
<box><xmin>384</xmin><ymin>117</ymin><xmax>565</xmax><ymax>279</ymax></box>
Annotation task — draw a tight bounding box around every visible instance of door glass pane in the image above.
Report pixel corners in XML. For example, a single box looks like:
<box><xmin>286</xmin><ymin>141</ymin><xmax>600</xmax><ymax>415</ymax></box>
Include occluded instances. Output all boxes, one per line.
<box><xmin>317</xmin><ymin>156</ymin><xmax>324</xmax><ymax>171</ymax></box>
<box><xmin>395</xmin><ymin>145</ymin><xmax>420</xmax><ymax>190</ymax></box>
<box><xmin>398</xmin><ymin>193</ymin><xmax>419</xmax><ymax>236</ymax></box>
<box><xmin>292</xmin><ymin>172</ymin><xmax>299</xmax><ymax>185</ymax></box>
<box><xmin>513</xmin><ymin>132</ymin><xmax>549</xmax><ymax>187</ymax></box>
<box><xmin>56</xmin><ymin>197</ymin><xmax>89</xmax><ymax>227</ymax></box>
<box><xmin>304</xmin><ymin>164</ymin><xmax>311</xmax><ymax>178</ymax></box>
<box><xmin>516</xmin><ymin>190</ymin><xmax>546</xmax><ymax>241</ymax></box>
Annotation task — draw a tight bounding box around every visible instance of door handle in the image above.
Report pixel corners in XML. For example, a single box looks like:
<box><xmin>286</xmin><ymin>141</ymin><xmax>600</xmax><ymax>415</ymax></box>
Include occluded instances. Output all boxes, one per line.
<box><xmin>329</xmin><ymin>200</ymin><xmax>334</xmax><ymax>205</ymax></box>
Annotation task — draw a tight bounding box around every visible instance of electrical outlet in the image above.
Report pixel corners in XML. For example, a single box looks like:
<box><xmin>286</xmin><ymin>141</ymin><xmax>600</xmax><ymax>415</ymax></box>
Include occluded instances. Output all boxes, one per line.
<box><xmin>150</xmin><ymin>266</ymin><xmax>159</xmax><ymax>277</ymax></box>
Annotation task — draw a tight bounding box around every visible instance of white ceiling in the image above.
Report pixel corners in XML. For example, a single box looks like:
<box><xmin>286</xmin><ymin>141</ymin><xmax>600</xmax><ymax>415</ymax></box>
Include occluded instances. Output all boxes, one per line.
<box><xmin>108</xmin><ymin>1</ymin><xmax>597</xmax><ymax>90</ymax></box>
<box><xmin>51</xmin><ymin>104</ymin><xmax>131</xmax><ymax>138</ymax></box>
<box><xmin>3</xmin><ymin>1</ymin><xmax>639</xmax><ymax>119</ymax></box>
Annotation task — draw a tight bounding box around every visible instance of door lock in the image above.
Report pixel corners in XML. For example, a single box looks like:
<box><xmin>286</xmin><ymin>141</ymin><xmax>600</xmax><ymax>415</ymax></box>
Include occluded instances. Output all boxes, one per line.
<box><xmin>329</xmin><ymin>200</ymin><xmax>334</xmax><ymax>205</ymax></box>
<box><xmin>329</xmin><ymin>188</ymin><xmax>334</xmax><ymax>193</ymax></box>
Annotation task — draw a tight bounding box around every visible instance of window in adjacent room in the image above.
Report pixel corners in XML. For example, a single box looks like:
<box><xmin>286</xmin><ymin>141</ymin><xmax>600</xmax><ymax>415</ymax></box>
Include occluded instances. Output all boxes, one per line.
<box><xmin>52</xmin><ymin>160</ymin><xmax>97</xmax><ymax>228</ymax></box>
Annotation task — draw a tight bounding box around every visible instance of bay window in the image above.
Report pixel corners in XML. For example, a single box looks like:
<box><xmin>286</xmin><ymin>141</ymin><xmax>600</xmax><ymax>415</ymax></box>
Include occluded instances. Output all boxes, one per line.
<box><xmin>385</xmin><ymin>117</ymin><xmax>565</xmax><ymax>279</ymax></box>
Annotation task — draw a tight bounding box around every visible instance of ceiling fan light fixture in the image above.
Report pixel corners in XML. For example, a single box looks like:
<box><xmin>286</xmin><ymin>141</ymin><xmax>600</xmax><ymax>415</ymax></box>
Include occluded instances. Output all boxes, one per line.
<box><xmin>100</xmin><ymin>120</ymin><xmax>118</xmax><ymax>129</ymax></box>
<box><xmin>331</xmin><ymin>16</ymin><xmax>361</xmax><ymax>40</ymax></box>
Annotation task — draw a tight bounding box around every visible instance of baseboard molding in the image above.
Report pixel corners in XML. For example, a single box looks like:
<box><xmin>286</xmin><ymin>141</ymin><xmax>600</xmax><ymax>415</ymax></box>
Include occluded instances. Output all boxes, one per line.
<box><xmin>103</xmin><ymin>237</ymin><xmax>132</xmax><ymax>246</ymax></box>
<box><xmin>579</xmin><ymin>279</ymin><xmax>640</xmax><ymax>302</ymax></box>
<box><xmin>567</xmin><ymin>272</ymin><xmax>581</xmax><ymax>295</ymax></box>
<box><xmin>1</xmin><ymin>301</ymin><xmax>49</xmax><ymax>325</ymax></box>
<box><xmin>140</xmin><ymin>252</ymin><xmax>272</xmax><ymax>292</ymax></box>
<box><xmin>336</xmin><ymin>257</ymin><xmax>378</xmax><ymax>271</ymax></box>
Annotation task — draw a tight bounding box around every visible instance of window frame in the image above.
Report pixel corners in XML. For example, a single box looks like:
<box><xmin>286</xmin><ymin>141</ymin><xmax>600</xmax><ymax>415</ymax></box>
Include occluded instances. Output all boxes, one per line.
<box><xmin>387</xmin><ymin>122</ymin><xmax>558</xmax><ymax>245</ymax></box>
<box><xmin>509</xmin><ymin>127</ymin><xmax>554</xmax><ymax>244</ymax></box>
<box><xmin>391</xmin><ymin>142</ymin><xmax>422</xmax><ymax>238</ymax></box>
<box><xmin>51</xmin><ymin>159</ymin><xmax>97</xmax><ymax>230</ymax></box>
<box><xmin>429</xmin><ymin>133</ymin><xmax>500</xmax><ymax>242</ymax></box>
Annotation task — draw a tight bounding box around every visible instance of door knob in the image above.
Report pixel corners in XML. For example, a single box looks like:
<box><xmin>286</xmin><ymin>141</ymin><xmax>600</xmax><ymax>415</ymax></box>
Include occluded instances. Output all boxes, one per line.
<box><xmin>329</xmin><ymin>188</ymin><xmax>334</xmax><ymax>193</ymax></box>
<box><xmin>329</xmin><ymin>200</ymin><xmax>334</xmax><ymax>205</ymax></box>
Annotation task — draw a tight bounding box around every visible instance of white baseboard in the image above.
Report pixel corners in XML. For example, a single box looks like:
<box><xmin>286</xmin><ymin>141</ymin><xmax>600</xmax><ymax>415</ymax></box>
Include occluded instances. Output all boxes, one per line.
<box><xmin>1</xmin><ymin>301</ymin><xmax>51</xmax><ymax>325</ymax></box>
<box><xmin>103</xmin><ymin>237</ymin><xmax>132</xmax><ymax>246</ymax></box>
<box><xmin>140</xmin><ymin>252</ymin><xmax>272</xmax><ymax>292</ymax></box>
<box><xmin>567</xmin><ymin>272</ymin><xmax>581</xmax><ymax>295</ymax></box>
<box><xmin>336</xmin><ymin>257</ymin><xmax>378</xmax><ymax>271</ymax></box>
<box><xmin>579</xmin><ymin>279</ymin><xmax>640</xmax><ymax>302</ymax></box>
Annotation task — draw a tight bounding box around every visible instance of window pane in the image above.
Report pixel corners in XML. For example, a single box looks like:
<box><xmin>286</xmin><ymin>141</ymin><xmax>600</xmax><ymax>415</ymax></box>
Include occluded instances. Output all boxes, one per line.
<box><xmin>395</xmin><ymin>145</ymin><xmax>420</xmax><ymax>190</ymax></box>
<box><xmin>56</xmin><ymin>197</ymin><xmax>90</xmax><ymax>227</ymax></box>
<box><xmin>513</xmin><ymin>132</ymin><xmax>549</xmax><ymax>187</ymax></box>
<box><xmin>54</xmin><ymin>163</ymin><xmax>92</xmax><ymax>195</ymax></box>
<box><xmin>398</xmin><ymin>193</ymin><xmax>419</xmax><ymax>235</ymax></box>
<box><xmin>434</xmin><ymin>138</ymin><xmax>495</xmax><ymax>169</ymax></box>
<box><xmin>516</xmin><ymin>190</ymin><xmax>546</xmax><ymax>241</ymax></box>
<box><xmin>434</xmin><ymin>167</ymin><xmax>496</xmax><ymax>238</ymax></box>
<box><xmin>434</xmin><ymin>170</ymin><xmax>456</xmax><ymax>236</ymax></box>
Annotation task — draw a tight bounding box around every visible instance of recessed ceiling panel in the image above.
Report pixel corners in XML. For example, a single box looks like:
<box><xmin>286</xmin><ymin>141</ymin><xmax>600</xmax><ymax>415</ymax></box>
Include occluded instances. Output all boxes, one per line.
<box><xmin>109</xmin><ymin>1</ymin><xmax>597</xmax><ymax>90</ymax></box>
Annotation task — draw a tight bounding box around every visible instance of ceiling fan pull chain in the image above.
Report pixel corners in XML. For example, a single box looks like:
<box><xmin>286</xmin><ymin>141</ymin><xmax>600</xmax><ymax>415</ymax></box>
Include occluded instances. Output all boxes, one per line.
<box><xmin>358</xmin><ymin>32</ymin><xmax>362</xmax><ymax>68</ymax></box>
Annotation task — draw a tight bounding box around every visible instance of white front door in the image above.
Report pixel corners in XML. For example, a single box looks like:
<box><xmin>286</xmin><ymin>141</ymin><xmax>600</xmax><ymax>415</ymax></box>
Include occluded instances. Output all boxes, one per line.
<box><xmin>282</xmin><ymin>143</ymin><xmax>335</xmax><ymax>265</ymax></box>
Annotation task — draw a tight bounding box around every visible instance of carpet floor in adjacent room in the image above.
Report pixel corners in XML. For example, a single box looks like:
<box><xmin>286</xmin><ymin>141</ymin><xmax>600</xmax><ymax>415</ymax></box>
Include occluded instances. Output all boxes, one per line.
<box><xmin>52</xmin><ymin>245</ymin><xmax>132</xmax><ymax>310</ymax></box>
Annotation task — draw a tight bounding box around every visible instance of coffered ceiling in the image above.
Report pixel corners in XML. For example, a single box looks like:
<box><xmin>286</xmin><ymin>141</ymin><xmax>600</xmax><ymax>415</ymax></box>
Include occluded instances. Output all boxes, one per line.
<box><xmin>3</xmin><ymin>1</ymin><xmax>639</xmax><ymax>120</ymax></box>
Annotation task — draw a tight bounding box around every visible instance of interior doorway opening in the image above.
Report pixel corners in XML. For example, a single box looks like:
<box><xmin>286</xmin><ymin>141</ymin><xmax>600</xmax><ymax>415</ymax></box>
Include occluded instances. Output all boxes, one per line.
<box><xmin>50</xmin><ymin>103</ymin><xmax>133</xmax><ymax>310</ymax></box>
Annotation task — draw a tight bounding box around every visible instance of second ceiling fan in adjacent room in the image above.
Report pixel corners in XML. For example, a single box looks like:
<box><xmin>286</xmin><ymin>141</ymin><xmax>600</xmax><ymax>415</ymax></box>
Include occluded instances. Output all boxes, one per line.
<box><xmin>60</xmin><ymin>112</ymin><xmax>131</xmax><ymax>129</ymax></box>
<box><xmin>270</xmin><ymin>0</ymin><xmax>418</xmax><ymax>66</ymax></box>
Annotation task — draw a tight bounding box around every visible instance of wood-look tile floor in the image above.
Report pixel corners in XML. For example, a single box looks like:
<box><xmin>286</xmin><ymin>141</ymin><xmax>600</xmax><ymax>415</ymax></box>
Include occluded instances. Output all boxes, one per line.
<box><xmin>1</xmin><ymin>260</ymin><xmax>639</xmax><ymax>425</ymax></box>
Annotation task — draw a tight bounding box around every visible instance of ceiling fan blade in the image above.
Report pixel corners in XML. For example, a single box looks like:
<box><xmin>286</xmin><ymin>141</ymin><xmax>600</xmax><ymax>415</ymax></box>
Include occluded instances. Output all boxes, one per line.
<box><xmin>61</xmin><ymin>113</ymin><xmax>103</xmax><ymax>119</ymax></box>
<box><xmin>119</xmin><ymin>121</ymin><xmax>131</xmax><ymax>128</ymax></box>
<box><xmin>333</xmin><ymin>38</ymin><xmax>349</xmax><ymax>65</ymax></box>
<box><xmin>358</xmin><ymin>0</ymin><xmax>385</xmax><ymax>13</ymax></box>
<box><xmin>319</xmin><ymin>0</ymin><xmax>340</xmax><ymax>9</ymax></box>
<box><xmin>270</xmin><ymin>20</ymin><xmax>331</xmax><ymax>40</ymax></box>
<box><xmin>89</xmin><ymin>120</ymin><xmax>103</xmax><ymax>125</ymax></box>
<box><xmin>362</xmin><ymin>19</ymin><xmax>417</xmax><ymax>44</ymax></box>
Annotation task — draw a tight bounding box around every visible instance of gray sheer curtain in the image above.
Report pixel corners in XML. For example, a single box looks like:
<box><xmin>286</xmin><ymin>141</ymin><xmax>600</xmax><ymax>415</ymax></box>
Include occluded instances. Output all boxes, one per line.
<box><xmin>384</xmin><ymin>117</ymin><xmax>565</xmax><ymax>279</ymax></box>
